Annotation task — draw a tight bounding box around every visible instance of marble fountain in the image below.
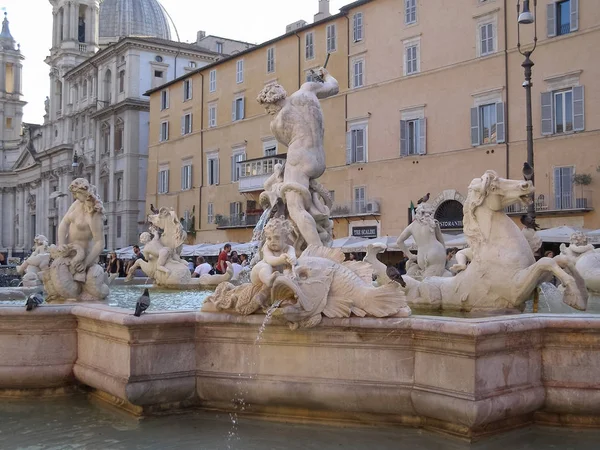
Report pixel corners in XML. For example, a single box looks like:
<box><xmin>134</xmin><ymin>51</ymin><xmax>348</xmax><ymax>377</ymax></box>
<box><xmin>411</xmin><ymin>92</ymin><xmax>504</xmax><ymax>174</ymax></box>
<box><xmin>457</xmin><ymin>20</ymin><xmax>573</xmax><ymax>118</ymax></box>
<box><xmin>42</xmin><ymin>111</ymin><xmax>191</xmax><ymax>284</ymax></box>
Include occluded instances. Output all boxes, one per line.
<box><xmin>2</xmin><ymin>68</ymin><xmax>600</xmax><ymax>444</ymax></box>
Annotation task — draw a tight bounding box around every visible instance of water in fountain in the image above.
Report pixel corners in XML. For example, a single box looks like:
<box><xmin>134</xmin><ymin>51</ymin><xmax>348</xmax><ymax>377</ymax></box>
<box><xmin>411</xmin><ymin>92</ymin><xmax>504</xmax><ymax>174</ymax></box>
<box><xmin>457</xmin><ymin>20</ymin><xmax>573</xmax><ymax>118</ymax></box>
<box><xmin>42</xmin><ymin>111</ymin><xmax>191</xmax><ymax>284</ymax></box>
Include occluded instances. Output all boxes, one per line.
<box><xmin>250</xmin><ymin>207</ymin><xmax>272</xmax><ymax>244</ymax></box>
<box><xmin>535</xmin><ymin>282</ymin><xmax>579</xmax><ymax>314</ymax></box>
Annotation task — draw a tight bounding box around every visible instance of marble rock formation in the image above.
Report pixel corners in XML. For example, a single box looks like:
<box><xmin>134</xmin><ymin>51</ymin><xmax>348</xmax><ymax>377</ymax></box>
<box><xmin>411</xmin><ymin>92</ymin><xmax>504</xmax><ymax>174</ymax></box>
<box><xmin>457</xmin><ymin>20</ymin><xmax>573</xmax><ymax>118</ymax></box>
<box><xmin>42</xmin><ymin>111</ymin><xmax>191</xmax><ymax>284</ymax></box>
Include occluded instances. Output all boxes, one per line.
<box><xmin>126</xmin><ymin>208</ymin><xmax>231</xmax><ymax>288</ymax></box>
<box><xmin>400</xmin><ymin>170</ymin><xmax>588</xmax><ymax>312</ymax></box>
<box><xmin>560</xmin><ymin>232</ymin><xmax>600</xmax><ymax>295</ymax></box>
<box><xmin>17</xmin><ymin>235</ymin><xmax>50</xmax><ymax>287</ymax></box>
<box><xmin>41</xmin><ymin>179</ymin><xmax>109</xmax><ymax>302</ymax></box>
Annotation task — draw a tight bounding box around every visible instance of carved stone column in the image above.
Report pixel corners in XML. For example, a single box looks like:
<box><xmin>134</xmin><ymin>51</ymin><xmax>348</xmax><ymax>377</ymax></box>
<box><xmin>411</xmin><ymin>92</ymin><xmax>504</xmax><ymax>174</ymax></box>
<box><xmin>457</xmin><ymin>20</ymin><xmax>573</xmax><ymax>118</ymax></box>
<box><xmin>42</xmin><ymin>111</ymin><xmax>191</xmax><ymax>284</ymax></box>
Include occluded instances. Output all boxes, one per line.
<box><xmin>0</xmin><ymin>188</ymin><xmax>4</xmax><ymax>249</ymax></box>
<box><xmin>64</xmin><ymin>3</ymin><xmax>71</xmax><ymax>42</ymax></box>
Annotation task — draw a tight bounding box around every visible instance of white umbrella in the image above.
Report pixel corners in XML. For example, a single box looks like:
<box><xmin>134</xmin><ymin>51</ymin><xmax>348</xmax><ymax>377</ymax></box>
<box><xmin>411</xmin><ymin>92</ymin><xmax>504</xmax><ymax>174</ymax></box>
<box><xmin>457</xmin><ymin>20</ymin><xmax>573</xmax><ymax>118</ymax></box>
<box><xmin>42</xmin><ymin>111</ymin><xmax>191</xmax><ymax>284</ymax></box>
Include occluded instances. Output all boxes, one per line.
<box><xmin>344</xmin><ymin>236</ymin><xmax>406</xmax><ymax>253</ymax></box>
<box><xmin>231</xmin><ymin>241</ymin><xmax>261</xmax><ymax>255</ymax></box>
<box><xmin>585</xmin><ymin>229</ymin><xmax>600</xmax><ymax>244</ymax></box>
<box><xmin>444</xmin><ymin>233</ymin><xmax>468</xmax><ymax>248</ymax></box>
<box><xmin>115</xmin><ymin>246</ymin><xmax>134</xmax><ymax>259</ymax></box>
<box><xmin>535</xmin><ymin>226</ymin><xmax>591</xmax><ymax>243</ymax></box>
<box><xmin>331</xmin><ymin>236</ymin><xmax>364</xmax><ymax>250</ymax></box>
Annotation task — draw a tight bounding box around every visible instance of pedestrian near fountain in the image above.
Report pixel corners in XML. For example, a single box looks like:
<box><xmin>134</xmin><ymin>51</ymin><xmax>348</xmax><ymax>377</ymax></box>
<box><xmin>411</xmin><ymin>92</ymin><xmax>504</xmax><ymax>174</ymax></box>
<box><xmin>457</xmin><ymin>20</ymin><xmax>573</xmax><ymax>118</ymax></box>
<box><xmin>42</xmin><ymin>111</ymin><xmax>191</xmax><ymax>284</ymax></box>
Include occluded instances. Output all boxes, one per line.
<box><xmin>192</xmin><ymin>256</ymin><xmax>212</xmax><ymax>278</ymax></box>
<box><xmin>0</xmin><ymin>252</ymin><xmax>5</xmax><ymax>265</ymax></box>
<box><xmin>106</xmin><ymin>252</ymin><xmax>120</xmax><ymax>276</ymax></box>
<box><xmin>240</xmin><ymin>253</ymin><xmax>249</xmax><ymax>267</ymax></box>
<box><xmin>217</xmin><ymin>244</ymin><xmax>231</xmax><ymax>274</ymax></box>
<box><xmin>231</xmin><ymin>256</ymin><xmax>244</xmax><ymax>280</ymax></box>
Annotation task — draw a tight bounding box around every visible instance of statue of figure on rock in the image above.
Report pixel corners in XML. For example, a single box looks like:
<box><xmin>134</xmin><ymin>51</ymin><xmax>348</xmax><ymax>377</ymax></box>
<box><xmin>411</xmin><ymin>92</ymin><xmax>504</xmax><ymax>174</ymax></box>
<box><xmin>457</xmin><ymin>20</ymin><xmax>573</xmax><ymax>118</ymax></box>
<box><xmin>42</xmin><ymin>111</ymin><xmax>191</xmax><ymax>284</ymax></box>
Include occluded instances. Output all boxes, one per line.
<box><xmin>396</xmin><ymin>202</ymin><xmax>450</xmax><ymax>279</ymax></box>
<box><xmin>41</xmin><ymin>178</ymin><xmax>109</xmax><ymax>302</ymax></box>
<box><xmin>17</xmin><ymin>235</ymin><xmax>50</xmax><ymax>287</ymax></box>
<box><xmin>560</xmin><ymin>231</ymin><xmax>600</xmax><ymax>296</ymax></box>
<box><xmin>256</xmin><ymin>67</ymin><xmax>338</xmax><ymax>251</ymax></box>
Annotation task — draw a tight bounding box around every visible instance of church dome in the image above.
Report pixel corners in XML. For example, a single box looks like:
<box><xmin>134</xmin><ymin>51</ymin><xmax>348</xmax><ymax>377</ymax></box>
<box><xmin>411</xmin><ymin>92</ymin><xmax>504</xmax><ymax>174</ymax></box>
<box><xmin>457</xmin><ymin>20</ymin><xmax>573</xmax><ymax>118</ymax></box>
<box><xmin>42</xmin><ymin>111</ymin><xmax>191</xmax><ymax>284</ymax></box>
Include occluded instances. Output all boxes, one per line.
<box><xmin>99</xmin><ymin>0</ymin><xmax>172</xmax><ymax>42</ymax></box>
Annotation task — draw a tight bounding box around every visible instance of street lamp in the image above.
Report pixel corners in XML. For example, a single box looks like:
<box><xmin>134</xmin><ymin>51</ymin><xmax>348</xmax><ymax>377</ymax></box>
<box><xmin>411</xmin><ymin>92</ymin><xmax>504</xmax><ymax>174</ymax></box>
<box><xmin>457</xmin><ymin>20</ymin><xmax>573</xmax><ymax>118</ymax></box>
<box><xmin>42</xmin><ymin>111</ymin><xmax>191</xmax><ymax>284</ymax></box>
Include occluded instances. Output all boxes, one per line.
<box><xmin>517</xmin><ymin>0</ymin><xmax>537</xmax><ymax>219</ymax></box>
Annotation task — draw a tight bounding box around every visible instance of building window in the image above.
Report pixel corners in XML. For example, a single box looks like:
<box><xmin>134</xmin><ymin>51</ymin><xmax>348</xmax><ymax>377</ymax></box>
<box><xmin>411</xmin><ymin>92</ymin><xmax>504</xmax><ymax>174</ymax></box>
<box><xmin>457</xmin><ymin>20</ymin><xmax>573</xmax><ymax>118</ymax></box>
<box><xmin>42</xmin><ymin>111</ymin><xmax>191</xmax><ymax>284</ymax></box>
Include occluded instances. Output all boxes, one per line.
<box><xmin>181</xmin><ymin>113</ymin><xmax>193</xmax><ymax>135</ymax></box>
<box><xmin>404</xmin><ymin>44</ymin><xmax>419</xmax><ymax>75</ymax></box>
<box><xmin>160</xmin><ymin>121</ymin><xmax>169</xmax><ymax>142</ymax></box>
<box><xmin>101</xmin><ymin>122</ymin><xmax>110</xmax><ymax>154</ymax></box>
<box><xmin>116</xmin><ymin>175</ymin><xmax>123</xmax><ymax>201</ymax></box>
<box><xmin>470</xmin><ymin>102</ymin><xmax>505</xmax><ymax>146</ymax></box>
<box><xmin>116</xmin><ymin>216</ymin><xmax>122</xmax><ymax>238</ymax></box>
<box><xmin>236</xmin><ymin>60</ymin><xmax>244</xmax><ymax>83</ymax></box>
<box><xmin>263</xmin><ymin>141</ymin><xmax>277</xmax><ymax>156</ymax></box>
<box><xmin>346</xmin><ymin>126</ymin><xmax>367</xmax><ymax>164</ymax></box>
<box><xmin>208</xmin><ymin>103</ymin><xmax>217</xmax><ymax>128</ymax></box>
<box><xmin>480</xmin><ymin>22</ymin><xmax>494</xmax><ymax>56</ymax></box>
<box><xmin>154</xmin><ymin>70</ymin><xmax>163</xmax><ymax>79</ymax></box>
<box><xmin>207</xmin><ymin>202</ymin><xmax>214</xmax><ymax>224</ymax></box>
<box><xmin>541</xmin><ymin>86</ymin><xmax>584</xmax><ymax>135</ymax></box>
<box><xmin>160</xmin><ymin>89</ymin><xmax>169</xmax><ymax>110</ymax></box>
<box><xmin>114</xmin><ymin>118</ymin><xmax>124</xmax><ymax>153</ymax></box>
<box><xmin>207</xmin><ymin>156</ymin><xmax>219</xmax><ymax>186</ymax></box>
<box><xmin>267</xmin><ymin>47</ymin><xmax>275</xmax><ymax>73</ymax></box>
<box><xmin>181</xmin><ymin>163</ymin><xmax>192</xmax><ymax>190</ymax></box>
<box><xmin>155</xmin><ymin>55</ymin><xmax>163</xmax><ymax>63</ymax></box>
<box><xmin>5</xmin><ymin>117</ymin><xmax>12</xmax><ymax>129</ymax></box>
<box><xmin>554</xmin><ymin>166</ymin><xmax>574</xmax><ymax>209</ymax></box>
<box><xmin>209</xmin><ymin>69</ymin><xmax>217</xmax><ymax>92</ymax></box>
<box><xmin>306</xmin><ymin>70</ymin><xmax>317</xmax><ymax>82</ymax></box>
<box><xmin>118</xmin><ymin>70</ymin><xmax>125</xmax><ymax>93</ymax></box>
<box><xmin>183</xmin><ymin>79</ymin><xmax>193</xmax><ymax>101</ymax></box>
<box><xmin>405</xmin><ymin>0</ymin><xmax>417</xmax><ymax>25</ymax></box>
<box><xmin>232</xmin><ymin>97</ymin><xmax>245</xmax><ymax>122</ymax></box>
<box><xmin>216</xmin><ymin>42</ymin><xmax>223</xmax><ymax>53</ymax></box>
<box><xmin>354</xmin><ymin>186</ymin><xmax>366</xmax><ymax>213</ymax></box>
<box><xmin>305</xmin><ymin>32</ymin><xmax>314</xmax><ymax>60</ymax></box>
<box><xmin>231</xmin><ymin>151</ymin><xmax>246</xmax><ymax>182</ymax></box>
<box><xmin>326</xmin><ymin>24</ymin><xmax>337</xmax><ymax>52</ymax></box>
<box><xmin>352</xmin><ymin>58</ymin><xmax>364</xmax><ymax>88</ymax></box>
<box><xmin>82</xmin><ymin>79</ymin><xmax>88</xmax><ymax>99</ymax></box>
<box><xmin>158</xmin><ymin>168</ymin><xmax>169</xmax><ymax>194</ymax></box>
<box><xmin>189</xmin><ymin>61</ymin><xmax>197</xmax><ymax>68</ymax></box>
<box><xmin>400</xmin><ymin>118</ymin><xmax>426</xmax><ymax>156</ymax></box>
<box><xmin>548</xmin><ymin>0</ymin><xmax>578</xmax><ymax>37</ymax></box>
<box><xmin>353</xmin><ymin>13</ymin><xmax>363</xmax><ymax>42</ymax></box>
<box><xmin>230</xmin><ymin>202</ymin><xmax>242</xmax><ymax>220</ymax></box>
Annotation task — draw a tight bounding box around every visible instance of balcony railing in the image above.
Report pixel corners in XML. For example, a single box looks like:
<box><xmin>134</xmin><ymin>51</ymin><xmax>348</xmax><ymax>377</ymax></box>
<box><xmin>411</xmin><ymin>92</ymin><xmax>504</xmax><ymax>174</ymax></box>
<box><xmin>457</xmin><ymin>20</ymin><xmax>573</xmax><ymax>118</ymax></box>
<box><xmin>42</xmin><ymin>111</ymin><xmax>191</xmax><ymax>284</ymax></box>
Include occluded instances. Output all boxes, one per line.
<box><xmin>215</xmin><ymin>213</ymin><xmax>262</xmax><ymax>229</ymax></box>
<box><xmin>238</xmin><ymin>154</ymin><xmax>287</xmax><ymax>193</ymax></box>
<box><xmin>79</xmin><ymin>43</ymin><xmax>87</xmax><ymax>52</ymax></box>
<box><xmin>331</xmin><ymin>199</ymin><xmax>381</xmax><ymax>218</ymax></box>
<box><xmin>505</xmin><ymin>191</ymin><xmax>593</xmax><ymax>214</ymax></box>
<box><xmin>557</xmin><ymin>23</ymin><xmax>571</xmax><ymax>36</ymax></box>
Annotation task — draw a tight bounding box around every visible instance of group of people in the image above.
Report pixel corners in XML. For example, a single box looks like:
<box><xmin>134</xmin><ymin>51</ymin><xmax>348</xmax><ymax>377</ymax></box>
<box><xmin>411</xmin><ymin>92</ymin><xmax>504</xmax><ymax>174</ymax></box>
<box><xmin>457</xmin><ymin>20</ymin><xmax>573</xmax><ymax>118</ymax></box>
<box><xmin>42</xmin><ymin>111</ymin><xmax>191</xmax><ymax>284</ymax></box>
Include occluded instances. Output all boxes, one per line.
<box><xmin>105</xmin><ymin>245</ymin><xmax>145</xmax><ymax>277</ymax></box>
<box><xmin>191</xmin><ymin>243</ymin><xmax>250</xmax><ymax>281</ymax></box>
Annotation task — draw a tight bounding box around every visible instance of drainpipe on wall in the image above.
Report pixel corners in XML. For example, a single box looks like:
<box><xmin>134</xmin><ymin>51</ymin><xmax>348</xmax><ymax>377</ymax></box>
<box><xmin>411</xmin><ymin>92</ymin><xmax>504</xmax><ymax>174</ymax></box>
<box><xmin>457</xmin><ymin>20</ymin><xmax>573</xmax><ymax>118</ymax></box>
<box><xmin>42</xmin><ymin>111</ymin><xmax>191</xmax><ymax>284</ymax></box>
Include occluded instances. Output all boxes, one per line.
<box><xmin>199</xmin><ymin>72</ymin><xmax>204</xmax><ymax>232</ymax></box>
<box><xmin>345</xmin><ymin>13</ymin><xmax>351</xmax><ymax>90</ymax></box>
<box><xmin>503</xmin><ymin>0</ymin><xmax>511</xmax><ymax>179</ymax></box>
<box><xmin>295</xmin><ymin>33</ymin><xmax>301</xmax><ymax>89</ymax></box>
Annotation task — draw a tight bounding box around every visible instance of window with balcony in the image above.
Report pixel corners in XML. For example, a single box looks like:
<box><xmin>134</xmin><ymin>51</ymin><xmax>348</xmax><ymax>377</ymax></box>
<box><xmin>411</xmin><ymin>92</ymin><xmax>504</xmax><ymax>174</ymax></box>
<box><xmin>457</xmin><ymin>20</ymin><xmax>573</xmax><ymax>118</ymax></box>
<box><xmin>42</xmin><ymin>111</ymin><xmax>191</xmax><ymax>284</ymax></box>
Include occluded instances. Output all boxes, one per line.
<box><xmin>181</xmin><ymin>163</ymin><xmax>192</xmax><ymax>190</ymax></box>
<box><xmin>548</xmin><ymin>0</ymin><xmax>578</xmax><ymax>37</ymax></box>
<box><xmin>209</xmin><ymin>69</ymin><xmax>217</xmax><ymax>92</ymax></box>
<box><xmin>346</xmin><ymin>125</ymin><xmax>367</xmax><ymax>164</ymax></box>
<box><xmin>181</xmin><ymin>113</ymin><xmax>192</xmax><ymax>135</ymax></box>
<box><xmin>470</xmin><ymin>102</ymin><xmax>505</xmax><ymax>146</ymax></box>
<box><xmin>160</xmin><ymin>121</ymin><xmax>169</xmax><ymax>142</ymax></box>
<box><xmin>207</xmin><ymin>155</ymin><xmax>219</xmax><ymax>185</ymax></box>
<box><xmin>232</xmin><ymin>97</ymin><xmax>245</xmax><ymax>122</ymax></box>
<box><xmin>554</xmin><ymin>166</ymin><xmax>574</xmax><ymax>209</ymax></box>
<box><xmin>207</xmin><ymin>202</ymin><xmax>214</xmax><ymax>224</ymax></box>
<box><xmin>236</xmin><ymin>60</ymin><xmax>244</xmax><ymax>83</ymax></box>
<box><xmin>183</xmin><ymin>79</ymin><xmax>193</xmax><ymax>101</ymax></box>
<box><xmin>263</xmin><ymin>140</ymin><xmax>277</xmax><ymax>156</ymax></box>
<box><xmin>267</xmin><ymin>47</ymin><xmax>275</xmax><ymax>73</ymax></box>
<box><xmin>160</xmin><ymin>89</ymin><xmax>169</xmax><ymax>110</ymax></box>
<box><xmin>405</xmin><ymin>44</ymin><xmax>419</xmax><ymax>75</ymax></box>
<box><xmin>353</xmin><ymin>12</ymin><xmax>363</xmax><ymax>42</ymax></box>
<box><xmin>209</xmin><ymin>103</ymin><xmax>217</xmax><ymax>128</ymax></box>
<box><xmin>541</xmin><ymin>87</ymin><xmax>584</xmax><ymax>135</ymax></box>
<box><xmin>326</xmin><ymin>24</ymin><xmax>337</xmax><ymax>52</ymax></box>
<box><xmin>231</xmin><ymin>151</ymin><xmax>246</xmax><ymax>182</ymax></box>
<box><xmin>480</xmin><ymin>22</ymin><xmax>494</xmax><ymax>56</ymax></box>
<box><xmin>352</xmin><ymin>58</ymin><xmax>364</xmax><ymax>88</ymax></box>
<box><xmin>158</xmin><ymin>168</ymin><xmax>169</xmax><ymax>194</ymax></box>
<box><xmin>405</xmin><ymin>0</ymin><xmax>417</xmax><ymax>25</ymax></box>
<box><xmin>305</xmin><ymin>32</ymin><xmax>315</xmax><ymax>60</ymax></box>
<box><xmin>354</xmin><ymin>186</ymin><xmax>366</xmax><ymax>214</ymax></box>
<box><xmin>400</xmin><ymin>118</ymin><xmax>426</xmax><ymax>156</ymax></box>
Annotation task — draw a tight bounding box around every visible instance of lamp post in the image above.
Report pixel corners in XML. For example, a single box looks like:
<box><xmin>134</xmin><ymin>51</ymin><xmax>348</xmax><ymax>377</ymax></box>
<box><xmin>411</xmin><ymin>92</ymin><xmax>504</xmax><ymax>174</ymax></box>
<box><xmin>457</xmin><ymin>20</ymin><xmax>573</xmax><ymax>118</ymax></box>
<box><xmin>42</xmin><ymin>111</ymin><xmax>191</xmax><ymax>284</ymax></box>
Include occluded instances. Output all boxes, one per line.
<box><xmin>517</xmin><ymin>0</ymin><xmax>537</xmax><ymax>218</ymax></box>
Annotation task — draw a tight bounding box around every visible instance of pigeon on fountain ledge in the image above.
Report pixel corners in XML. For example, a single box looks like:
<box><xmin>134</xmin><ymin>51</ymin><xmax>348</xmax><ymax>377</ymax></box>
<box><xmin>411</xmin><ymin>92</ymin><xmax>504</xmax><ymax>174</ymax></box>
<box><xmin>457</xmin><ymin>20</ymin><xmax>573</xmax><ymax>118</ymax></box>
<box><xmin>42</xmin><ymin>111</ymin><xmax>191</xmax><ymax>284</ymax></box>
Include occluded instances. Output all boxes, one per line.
<box><xmin>134</xmin><ymin>288</ymin><xmax>151</xmax><ymax>317</ymax></box>
<box><xmin>386</xmin><ymin>266</ymin><xmax>406</xmax><ymax>288</ymax></box>
<box><xmin>25</xmin><ymin>292</ymin><xmax>44</xmax><ymax>311</ymax></box>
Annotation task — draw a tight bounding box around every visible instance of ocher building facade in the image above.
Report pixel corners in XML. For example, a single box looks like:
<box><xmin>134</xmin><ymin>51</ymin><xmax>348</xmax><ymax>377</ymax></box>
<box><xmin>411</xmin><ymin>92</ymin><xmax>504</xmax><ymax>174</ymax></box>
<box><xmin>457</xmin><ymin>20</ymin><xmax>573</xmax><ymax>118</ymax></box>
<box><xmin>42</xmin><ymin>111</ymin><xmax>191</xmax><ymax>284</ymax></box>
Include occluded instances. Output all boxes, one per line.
<box><xmin>147</xmin><ymin>0</ymin><xmax>600</xmax><ymax>245</ymax></box>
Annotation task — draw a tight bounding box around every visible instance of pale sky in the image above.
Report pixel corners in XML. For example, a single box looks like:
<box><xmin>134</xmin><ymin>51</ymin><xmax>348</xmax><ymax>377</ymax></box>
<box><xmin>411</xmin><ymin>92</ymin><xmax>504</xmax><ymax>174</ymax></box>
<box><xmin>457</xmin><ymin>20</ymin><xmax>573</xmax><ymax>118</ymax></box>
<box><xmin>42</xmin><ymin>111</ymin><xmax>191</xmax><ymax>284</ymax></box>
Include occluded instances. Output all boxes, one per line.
<box><xmin>3</xmin><ymin>0</ymin><xmax>350</xmax><ymax>124</ymax></box>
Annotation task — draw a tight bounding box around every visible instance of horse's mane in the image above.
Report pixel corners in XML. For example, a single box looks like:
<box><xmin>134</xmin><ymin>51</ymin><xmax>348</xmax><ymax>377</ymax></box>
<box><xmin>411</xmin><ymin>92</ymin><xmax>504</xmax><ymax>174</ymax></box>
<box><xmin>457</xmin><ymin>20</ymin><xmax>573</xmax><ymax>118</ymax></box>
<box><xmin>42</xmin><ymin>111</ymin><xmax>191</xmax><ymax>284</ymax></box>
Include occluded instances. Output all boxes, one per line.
<box><xmin>463</xmin><ymin>170</ymin><xmax>498</xmax><ymax>248</ymax></box>
<box><xmin>154</xmin><ymin>208</ymin><xmax>187</xmax><ymax>247</ymax></box>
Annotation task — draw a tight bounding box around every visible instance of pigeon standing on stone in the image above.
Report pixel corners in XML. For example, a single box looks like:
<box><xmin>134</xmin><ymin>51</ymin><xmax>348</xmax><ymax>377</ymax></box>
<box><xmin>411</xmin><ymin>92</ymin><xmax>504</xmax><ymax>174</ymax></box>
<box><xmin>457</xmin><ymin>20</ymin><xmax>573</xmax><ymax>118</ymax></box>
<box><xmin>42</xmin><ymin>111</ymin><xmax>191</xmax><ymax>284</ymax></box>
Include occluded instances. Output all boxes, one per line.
<box><xmin>417</xmin><ymin>193</ymin><xmax>430</xmax><ymax>205</ymax></box>
<box><xmin>134</xmin><ymin>288</ymin><xmax>151</xmax><ymax>317</ymax></box>
<box><xmin>520</xmin><ymin>214</ymin><xmax>540</xmax><ymax>231</ymax></box>
<box><xmin>25</xmin><ymin>292</ymin><xmax>44</xmax><ymax>311</ymax></box>
<box><xmin>522</xmin><ymin>162</ymin><xmax>534</xmax><ymax>181</ymax></box>
<box><xmin>150</xmin><ymin>204</ymin><xmax>159</xmax><ymax>214</ymax></box>
<box><xmin>386</xmin><ymin>266</ymin><xmax>406</xmax><ymax>288</ymax></box>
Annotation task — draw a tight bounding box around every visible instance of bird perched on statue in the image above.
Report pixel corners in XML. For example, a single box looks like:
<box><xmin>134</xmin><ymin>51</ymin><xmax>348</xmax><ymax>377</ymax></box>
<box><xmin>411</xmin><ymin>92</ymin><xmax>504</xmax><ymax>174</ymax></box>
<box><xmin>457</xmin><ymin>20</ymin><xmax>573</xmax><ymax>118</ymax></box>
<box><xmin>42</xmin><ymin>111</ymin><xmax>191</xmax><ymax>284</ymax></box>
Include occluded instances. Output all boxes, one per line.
<box><xmin>25</xmin><ymin>292</ymin><xmax>44</xmax><ymax>311</ymax></box>
<box><xmin>520</xmin><ymin>214</ymin><xmax>540</xmax><ymax>231</ymax></box>
<box><xmin>134</xmin><ymin>288</ymin><xmax>151</xmax><ymax>317</ymax></box>
<box><xmin>150</xmin><ymin>204</ymin><xmax>159</xmax><ymax>214</ymax></box>
<box><xmin>386</xmin><ymin>266</ymin><xmax>406</xmax><ymax>288</ymax></box>
<box><xmin>522</xmin><ymin>162</ymin><xmax>534</xmax><ymax>181</ymax></box>
<box><xmin>417</xmin><ymin>193</ymin><xmax>430</xmax><ymax>205</ymax></box>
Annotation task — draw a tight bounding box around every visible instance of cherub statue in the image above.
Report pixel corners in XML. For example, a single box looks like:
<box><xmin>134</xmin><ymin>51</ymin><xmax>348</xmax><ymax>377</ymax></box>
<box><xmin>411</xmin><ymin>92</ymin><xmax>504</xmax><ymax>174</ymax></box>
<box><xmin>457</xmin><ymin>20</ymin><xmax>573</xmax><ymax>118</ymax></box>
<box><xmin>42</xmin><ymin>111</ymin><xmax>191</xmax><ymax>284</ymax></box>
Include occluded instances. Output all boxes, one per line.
<box><xmin>17</xmin><ymin>235</ymin><xmax>51</xmax><ymax>286</ymax></box>
<box><xmin>251</xmin><ymin>217</ymin><xmax>296</xmax><ymax>288</ymax></box>
<box><xmin>560</xmin><ymin>231</ymin><xmax>595</xmax><ymax>261</ymax></box>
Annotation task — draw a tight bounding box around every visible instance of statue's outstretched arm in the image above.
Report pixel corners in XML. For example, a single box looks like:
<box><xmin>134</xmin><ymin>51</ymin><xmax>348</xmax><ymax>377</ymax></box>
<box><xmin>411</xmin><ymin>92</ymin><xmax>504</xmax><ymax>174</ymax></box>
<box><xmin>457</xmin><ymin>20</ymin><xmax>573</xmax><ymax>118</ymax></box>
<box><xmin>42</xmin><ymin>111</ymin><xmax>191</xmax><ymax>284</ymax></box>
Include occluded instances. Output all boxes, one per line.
<box><xmin>302</xmin><ymin>71</ymin><xmax>339</xmax><ymax>99</ymax></box>
<box><xmin>396</xmin><ymin>226</ymin><xmax>414</xmax><ymax>258</ymax></box>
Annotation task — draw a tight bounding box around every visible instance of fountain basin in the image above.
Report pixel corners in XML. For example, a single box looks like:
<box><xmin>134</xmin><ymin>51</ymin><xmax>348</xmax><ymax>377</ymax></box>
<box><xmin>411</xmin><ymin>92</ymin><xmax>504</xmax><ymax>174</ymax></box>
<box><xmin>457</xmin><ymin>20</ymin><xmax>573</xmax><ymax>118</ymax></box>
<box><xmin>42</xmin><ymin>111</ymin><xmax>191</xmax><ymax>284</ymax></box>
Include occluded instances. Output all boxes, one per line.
<box><xmin>1</xmin><ymin>304</ymin><xmax>600</xmax><ymax>440</ymax></box>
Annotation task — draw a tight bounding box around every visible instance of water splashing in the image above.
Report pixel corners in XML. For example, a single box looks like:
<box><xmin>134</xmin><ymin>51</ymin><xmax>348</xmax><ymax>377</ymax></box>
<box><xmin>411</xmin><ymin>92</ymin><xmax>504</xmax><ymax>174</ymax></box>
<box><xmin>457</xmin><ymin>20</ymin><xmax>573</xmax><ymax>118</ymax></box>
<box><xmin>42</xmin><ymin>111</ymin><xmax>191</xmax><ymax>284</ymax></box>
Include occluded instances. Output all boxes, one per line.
<box><xmin>255</xmin><ymin>300</ymin><xmax>281</xmax><ymax>345</ymax></box>
<box><xmin>536</xmin><ymin>282</ymin><xmax>579</xmax><ymax>314</ymax></box>
<box><xmin>251</xmin><ymin>207</ymin><xmax>272</xmax><ymax>243</ymax></box>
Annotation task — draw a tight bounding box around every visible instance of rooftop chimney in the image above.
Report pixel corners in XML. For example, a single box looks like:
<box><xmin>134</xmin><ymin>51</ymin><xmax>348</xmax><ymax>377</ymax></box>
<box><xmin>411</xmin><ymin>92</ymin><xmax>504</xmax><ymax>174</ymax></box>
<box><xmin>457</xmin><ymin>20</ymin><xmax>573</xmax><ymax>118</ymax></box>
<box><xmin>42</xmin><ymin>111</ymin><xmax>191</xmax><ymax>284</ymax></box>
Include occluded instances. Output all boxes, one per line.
<box><xmin>314</xmin><ymin>0</ymin><xmax>331</xmax><ymax>23</ymax></box>
<box><xmin>196</xmin><ymin>30</ymin><xmax>206</xmax><ymax>42</ymax></box>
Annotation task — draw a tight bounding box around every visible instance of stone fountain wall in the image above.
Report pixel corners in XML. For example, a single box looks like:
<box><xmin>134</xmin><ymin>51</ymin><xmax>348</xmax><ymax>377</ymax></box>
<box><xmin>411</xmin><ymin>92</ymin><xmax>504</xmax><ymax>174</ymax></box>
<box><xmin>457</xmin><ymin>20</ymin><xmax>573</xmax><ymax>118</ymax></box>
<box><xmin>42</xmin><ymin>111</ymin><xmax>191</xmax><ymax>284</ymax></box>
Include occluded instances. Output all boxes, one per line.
<box><xmin>1</xmin><ymin>305</ymin><xmax>600</xmax><ymax>438</ymax></box>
